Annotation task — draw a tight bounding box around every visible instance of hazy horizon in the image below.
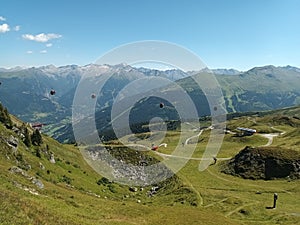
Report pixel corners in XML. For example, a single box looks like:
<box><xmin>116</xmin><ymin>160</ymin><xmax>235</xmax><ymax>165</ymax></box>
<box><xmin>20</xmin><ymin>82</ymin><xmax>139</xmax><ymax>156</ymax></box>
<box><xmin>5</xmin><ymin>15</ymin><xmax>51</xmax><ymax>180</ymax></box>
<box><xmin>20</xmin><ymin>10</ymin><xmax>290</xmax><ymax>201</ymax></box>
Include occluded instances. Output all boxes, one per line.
<box><xmin>1</xmin><ymin>63</ymin><xmax>299</xmax><ymax>73</ymax></box>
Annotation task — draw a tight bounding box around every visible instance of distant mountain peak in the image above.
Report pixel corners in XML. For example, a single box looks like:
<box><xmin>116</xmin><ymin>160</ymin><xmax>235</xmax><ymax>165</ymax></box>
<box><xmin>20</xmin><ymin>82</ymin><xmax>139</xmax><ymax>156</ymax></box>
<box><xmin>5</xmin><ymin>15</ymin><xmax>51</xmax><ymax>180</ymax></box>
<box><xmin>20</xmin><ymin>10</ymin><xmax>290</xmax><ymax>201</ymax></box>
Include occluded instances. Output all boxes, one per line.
<box><xmin>246</xmin><ymin>65</ymin><xmax>300</xmax><ymax>76</ymax></box>
<box><xmin>280</xmin><ymin>65</ymin><xmax>300</xmax><ymax>73</ymax></box>
<box><xmin>211</xmin><ymin>68</ymin><xmax>241</xmax><ymax>75</ymax></box>
<box><xmin>0</xmin><ymin>66</ymin><xmax>28</xmax><ymax>72</ymax></box>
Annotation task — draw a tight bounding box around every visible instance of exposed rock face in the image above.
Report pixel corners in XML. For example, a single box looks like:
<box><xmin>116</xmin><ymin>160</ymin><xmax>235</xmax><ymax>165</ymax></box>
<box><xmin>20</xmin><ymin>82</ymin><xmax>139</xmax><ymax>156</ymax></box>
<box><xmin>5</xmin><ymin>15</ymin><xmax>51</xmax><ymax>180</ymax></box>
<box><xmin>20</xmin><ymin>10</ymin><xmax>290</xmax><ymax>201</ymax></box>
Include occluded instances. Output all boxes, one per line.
<box><xmin>7</xmin><ymin>135</ymin><xmax>18</xmax><ymax>151</ymax></box>
<box><xmin>85</xmin><ymin>146</ymin><xmax>173</xmax><ymax>186</ymax></box>
<box><xmin>222</xmin><ymin>146</ymin><xmax>300</xmax><ymax>180</ymax></box>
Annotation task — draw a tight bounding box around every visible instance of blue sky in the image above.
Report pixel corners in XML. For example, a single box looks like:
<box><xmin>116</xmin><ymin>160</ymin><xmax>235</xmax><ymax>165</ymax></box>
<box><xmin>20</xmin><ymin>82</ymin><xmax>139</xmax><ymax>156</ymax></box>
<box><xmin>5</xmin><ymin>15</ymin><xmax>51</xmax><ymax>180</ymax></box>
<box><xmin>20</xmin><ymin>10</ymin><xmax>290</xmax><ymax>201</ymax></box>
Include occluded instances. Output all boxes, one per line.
<box><xmin>1</xmin><ymin>0</ymin><xmax>300</xmax><ymax>70</ymax></box>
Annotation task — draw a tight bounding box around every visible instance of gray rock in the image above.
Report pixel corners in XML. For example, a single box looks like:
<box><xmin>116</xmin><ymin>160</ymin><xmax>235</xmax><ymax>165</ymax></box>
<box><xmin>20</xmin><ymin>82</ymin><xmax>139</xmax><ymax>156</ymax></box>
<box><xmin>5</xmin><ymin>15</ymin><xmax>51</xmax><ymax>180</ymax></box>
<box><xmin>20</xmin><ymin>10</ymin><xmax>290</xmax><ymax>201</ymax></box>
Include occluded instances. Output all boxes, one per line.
<box><xmin>31</xmin><ymin>178</ymin><xmax>44</xmax><ymax>189</ymax></box>
<box><xmin>129</xmin><ymin>187</ymin><xmax>138</xmax><ymax>192</ymax></box>
<box><xmin>7</xmin><ymin>135</ymin><xmax>18</xmax><ymax>151</ymax></box>
<box><xmin>9</xmin><ymin>166</ymin><xmax>24</xmax><ymax>175</ymax></box>
<box><xmin>39</xmin><ymin>162</ymin><xmax>45</xmax><ymax>170</ymax></box>
<box><xmin>10</xmin><ymin>166</ymin><xmax>44</xmax><ymax>189</ymax></box>
<box><xmin>49</xmin><ymin>153</ymin><xmax>56</xmax><ymax>164</ymax></box>
<box><xmin>151</xmin><ymin>186</ymin><xmax>159</xmax><ymax>191</ymax></box>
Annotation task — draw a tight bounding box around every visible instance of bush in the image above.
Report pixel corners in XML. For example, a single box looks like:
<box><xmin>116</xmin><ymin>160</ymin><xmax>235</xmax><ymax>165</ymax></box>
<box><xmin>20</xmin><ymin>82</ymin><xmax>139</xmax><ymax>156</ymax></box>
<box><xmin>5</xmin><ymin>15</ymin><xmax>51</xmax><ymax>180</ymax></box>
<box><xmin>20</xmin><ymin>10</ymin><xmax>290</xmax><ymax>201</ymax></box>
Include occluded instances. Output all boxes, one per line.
<box><xmin>97</xmin><ymin>177</ymin><xmax>110</xmax><ymax>185</ymax></box>
<box><xmin>61</xmin><ymin>175</ymin><xmax>72</xmax><ymax>184</ymax></box>
<box><xmin>35</xmin><ymin>149</ymin><xmax>41</xmax><ymax>158</ymax></box>
<box><xmin>108</xmin><ymin>184</ymin><xmax>117</xmax><ymax>193</ymax></box>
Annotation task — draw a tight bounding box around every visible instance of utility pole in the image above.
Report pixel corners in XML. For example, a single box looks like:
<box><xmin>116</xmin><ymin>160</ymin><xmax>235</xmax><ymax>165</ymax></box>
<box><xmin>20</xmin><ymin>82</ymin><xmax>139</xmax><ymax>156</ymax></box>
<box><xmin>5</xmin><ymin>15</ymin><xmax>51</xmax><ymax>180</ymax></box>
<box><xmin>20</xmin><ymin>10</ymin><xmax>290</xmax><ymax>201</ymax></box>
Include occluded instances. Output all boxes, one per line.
<box><xmin>273</xmin><ymin>193</ymin><xmax>278</xmax><ymax>209</ymax></box>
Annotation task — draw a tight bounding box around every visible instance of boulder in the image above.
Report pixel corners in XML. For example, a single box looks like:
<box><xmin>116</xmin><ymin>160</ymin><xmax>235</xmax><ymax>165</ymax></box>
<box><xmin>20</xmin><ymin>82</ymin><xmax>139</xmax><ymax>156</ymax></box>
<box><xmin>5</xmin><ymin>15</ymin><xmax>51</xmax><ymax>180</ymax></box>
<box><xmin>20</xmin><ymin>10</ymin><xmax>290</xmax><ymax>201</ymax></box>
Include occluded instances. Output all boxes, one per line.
<box><xmin>39</xmin><ymin>162</ymin><xmax>45</xmax><ymax>170</ymax></box>
<box><xmin>49</xmin><ymin>153</ymin><xmax>56</xmax><ymax>164</ymax></box>
<box><xmin>129</xmin><ymin>187</ymin><xmax>138</xmax><ymax>192</ymax></box>
<box><xmin>31</xmin><ymin>178</ymin><xmax>44</xmax><ymax>189</ymax></box>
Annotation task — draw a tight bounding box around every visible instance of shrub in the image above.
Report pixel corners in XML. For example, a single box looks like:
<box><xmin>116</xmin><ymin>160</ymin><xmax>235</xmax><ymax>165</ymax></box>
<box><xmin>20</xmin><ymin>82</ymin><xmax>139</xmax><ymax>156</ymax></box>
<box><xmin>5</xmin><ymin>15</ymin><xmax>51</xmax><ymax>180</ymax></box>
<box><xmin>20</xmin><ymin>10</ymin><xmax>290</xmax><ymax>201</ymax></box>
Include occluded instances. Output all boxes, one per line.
<box><xmin>97</xmin><ymin>177</ymin><xmax>110</xmax><ymax>185</ymax></box>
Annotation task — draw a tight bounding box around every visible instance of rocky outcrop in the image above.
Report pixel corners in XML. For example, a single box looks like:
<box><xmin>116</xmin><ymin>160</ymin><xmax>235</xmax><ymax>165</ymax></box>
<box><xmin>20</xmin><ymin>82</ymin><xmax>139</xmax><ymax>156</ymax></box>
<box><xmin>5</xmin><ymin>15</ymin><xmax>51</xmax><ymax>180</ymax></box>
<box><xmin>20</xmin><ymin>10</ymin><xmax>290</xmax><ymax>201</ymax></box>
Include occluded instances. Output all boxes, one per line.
<box><xmin>9</xmin><ymin>166</ymin><xmax>44</xmax><ymax>189</ymax></box>
<box><xmin>85</xmin><ymin>146</ymin><xmax>173</xmax><ymax>186</ymax></box>
<box><xmin>222</xmin><ymin>146</ymin><xmax>300</xmax><ymax>180</ymax></box>
<box><xmin>6</xmin><ymin>135</ymin><xmax>18</xmax><ymax>151</ymax></box>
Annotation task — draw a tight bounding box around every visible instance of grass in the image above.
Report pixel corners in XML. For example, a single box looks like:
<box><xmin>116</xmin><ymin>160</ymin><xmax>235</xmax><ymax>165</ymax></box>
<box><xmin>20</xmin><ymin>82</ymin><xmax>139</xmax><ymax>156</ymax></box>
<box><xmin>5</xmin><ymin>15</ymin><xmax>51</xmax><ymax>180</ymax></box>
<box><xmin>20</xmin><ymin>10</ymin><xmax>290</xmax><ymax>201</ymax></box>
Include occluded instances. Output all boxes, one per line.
<box><xmin>0</xmin><ymin>172</ymin><xmax>237</xmax><ymax>225</ymax></box>
<box><xmin>1</xmin><ymin>108</ymin><xmax>300</xmax><ymax>224</ymax></box>
<box><xmin>178</xmin><ymin>161</ymin><xmax>300</xmax><ymax>225</ymax></box>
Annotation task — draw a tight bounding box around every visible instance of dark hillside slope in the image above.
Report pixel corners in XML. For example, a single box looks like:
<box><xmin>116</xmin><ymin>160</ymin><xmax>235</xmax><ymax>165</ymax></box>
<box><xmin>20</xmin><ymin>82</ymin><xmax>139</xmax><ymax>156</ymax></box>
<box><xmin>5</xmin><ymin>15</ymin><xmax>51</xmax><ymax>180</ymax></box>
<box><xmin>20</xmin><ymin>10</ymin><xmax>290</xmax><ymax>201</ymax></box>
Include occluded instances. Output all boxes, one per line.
<box><xmin>222</xmin><ymin>146</ymin><xmax>300</xmax><ymax>180</ymax></box>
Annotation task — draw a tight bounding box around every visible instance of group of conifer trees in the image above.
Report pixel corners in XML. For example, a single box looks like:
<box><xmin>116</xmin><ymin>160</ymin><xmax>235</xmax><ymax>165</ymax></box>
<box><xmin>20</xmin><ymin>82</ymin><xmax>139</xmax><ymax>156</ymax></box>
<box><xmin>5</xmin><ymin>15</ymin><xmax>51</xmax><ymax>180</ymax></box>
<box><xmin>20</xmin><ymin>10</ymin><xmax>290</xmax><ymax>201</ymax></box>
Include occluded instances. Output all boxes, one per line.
<box><xmin>0</xmin><ymin>102</ymin><xmax>42</xmax><ymax>147</ymax></box>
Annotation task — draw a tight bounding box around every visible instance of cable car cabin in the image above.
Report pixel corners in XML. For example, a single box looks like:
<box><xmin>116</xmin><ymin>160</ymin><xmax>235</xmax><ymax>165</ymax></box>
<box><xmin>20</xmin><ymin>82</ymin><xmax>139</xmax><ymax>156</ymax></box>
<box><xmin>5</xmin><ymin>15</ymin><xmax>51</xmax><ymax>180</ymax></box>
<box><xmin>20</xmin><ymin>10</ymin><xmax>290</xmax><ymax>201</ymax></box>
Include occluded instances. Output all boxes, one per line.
<box><xmin>50</xmin><ymin>90</ymin><xmax>56</xmax><ymax>95</ymax></box>
<box><xmin>236</xmin><ymin>127</ymin><xmax>257</xmax><ymax>136</ymax></box>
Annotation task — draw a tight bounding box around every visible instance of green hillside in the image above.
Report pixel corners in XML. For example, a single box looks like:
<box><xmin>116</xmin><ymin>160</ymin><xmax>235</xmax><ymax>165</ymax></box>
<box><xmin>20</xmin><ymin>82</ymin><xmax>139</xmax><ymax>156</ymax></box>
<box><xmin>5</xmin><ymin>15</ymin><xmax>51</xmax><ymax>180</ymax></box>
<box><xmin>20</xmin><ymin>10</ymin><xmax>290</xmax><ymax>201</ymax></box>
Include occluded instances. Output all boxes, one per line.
<box><xmin>0</xmin><ymin>103</ymin><xmax>235</xmax><ymax>225</ymax></box>
<box><xmin>216</xmin><ymin>66</ymin><xmax>300</xmax><ymax>112</ymax></box>
<box><xmin>1</xmin><ymin>103</ymin><xmax>300</xmax><ymax>224</ymax></box>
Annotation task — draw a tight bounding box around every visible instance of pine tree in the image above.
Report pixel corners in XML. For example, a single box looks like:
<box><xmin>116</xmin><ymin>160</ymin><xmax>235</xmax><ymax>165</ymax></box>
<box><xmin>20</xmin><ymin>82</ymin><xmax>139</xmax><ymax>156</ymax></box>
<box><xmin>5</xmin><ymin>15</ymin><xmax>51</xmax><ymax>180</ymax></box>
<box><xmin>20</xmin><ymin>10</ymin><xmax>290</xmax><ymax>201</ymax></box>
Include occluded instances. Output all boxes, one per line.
<box><xmin>23</xmin><ymin>127</ymin><xmax>31</xmax><ymax>147</ymax></box>
<box><xmin>0</xmin><ymin>103</ymin><xmax>6</xmax><ymax>123</ymax></box>
<box><xmin>20</xmin><ymin>123</ymin><xmax>31</xmax><ymax>147</ymax></box>
<box><xmin>0</xmin><ymin>103</ymin><xmax>13</xmax><ymax>128</ymax></box>
<box><xmin>31</xmin><ymin>129</ymin><xmax>43</xmax><ymax>146</ymax></box>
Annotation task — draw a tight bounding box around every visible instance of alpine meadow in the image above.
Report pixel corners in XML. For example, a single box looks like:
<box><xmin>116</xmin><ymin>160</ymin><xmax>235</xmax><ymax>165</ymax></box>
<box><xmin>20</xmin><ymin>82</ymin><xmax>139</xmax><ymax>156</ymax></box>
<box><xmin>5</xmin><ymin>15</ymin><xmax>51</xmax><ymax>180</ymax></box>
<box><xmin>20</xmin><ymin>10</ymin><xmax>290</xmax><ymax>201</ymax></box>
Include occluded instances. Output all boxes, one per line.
<box><xmin>1</xmin><ymin>1</ymin><xmax>300</xmax><ymax>225</ymax></box>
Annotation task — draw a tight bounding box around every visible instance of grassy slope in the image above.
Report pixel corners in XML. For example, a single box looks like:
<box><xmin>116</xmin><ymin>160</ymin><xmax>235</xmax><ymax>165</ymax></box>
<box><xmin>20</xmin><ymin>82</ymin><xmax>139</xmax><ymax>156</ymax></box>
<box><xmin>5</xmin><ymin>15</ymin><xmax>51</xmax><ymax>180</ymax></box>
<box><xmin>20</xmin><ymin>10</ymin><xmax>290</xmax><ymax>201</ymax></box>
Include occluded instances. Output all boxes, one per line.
<box><xmin>1</xmin><ymin>107</ymin><xmax>300</xmax><ymax>225</ymax></box>
<box><xmin>180</xmin><ymin>111</ymin><xmax>300</xmax><ymax>224</ymax></box>
<box><xmin>153</xmin><ymin>109</ymin><xmax>300</xmax><ymax>225</ymax></box>
<box><xmin>216</xmin><ymin>67</ymin><xmax>300</xmax><ymax>112</ymax></box>
<box><xmin>0</xmin><ymin>117</ymin><xmax>236</xmax><ymax>225</ymax></box>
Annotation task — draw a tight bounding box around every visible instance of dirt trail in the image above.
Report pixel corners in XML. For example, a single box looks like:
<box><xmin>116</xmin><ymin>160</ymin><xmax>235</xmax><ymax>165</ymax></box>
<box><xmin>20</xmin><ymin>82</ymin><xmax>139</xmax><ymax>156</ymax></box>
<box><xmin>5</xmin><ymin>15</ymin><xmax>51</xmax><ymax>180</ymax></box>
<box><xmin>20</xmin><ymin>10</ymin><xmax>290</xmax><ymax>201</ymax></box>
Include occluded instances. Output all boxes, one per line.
<box><xmin>156</xmin><ymin>152</ymin><xmax>230</xmax><ymax>161</ymax></box>
<box><xmin>259</xmin><ymin>127</ymin><xmax>286</xmax><ymax>147</ymax></box>
<box><xmin>185</xmin><ymin>129</ymin><xmax>204</xmax><ymax>145</ymax></box>
<box><xmin>259</xmin><ymin>133</ymin><xmax>279</xmax><ymax>146</ymax></box>
<box><xmin>225</xmin><ymin>203</ymin><xmax>257</xmax><ymax>217</ymax></box>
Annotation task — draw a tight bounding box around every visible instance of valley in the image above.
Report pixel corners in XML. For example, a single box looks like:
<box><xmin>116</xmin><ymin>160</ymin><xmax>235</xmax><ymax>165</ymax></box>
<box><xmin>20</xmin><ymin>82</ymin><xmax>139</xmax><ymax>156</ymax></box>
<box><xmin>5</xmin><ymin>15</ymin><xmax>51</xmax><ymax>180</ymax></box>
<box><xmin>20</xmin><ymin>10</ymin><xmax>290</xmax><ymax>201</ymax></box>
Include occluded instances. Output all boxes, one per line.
<box><xmin>2</xmin><ymin>1</ymin><xmax>300</xmax><ymax>224</ymax></box>
<box><xmin>1</xmin><ymin>64</ymin><xmax>300</xmax><ymax>143</ymax></box>
<box><xmin>0</xmin><ymin>102</ymin><xmax>299</xmax><ymax>224</ymax></box>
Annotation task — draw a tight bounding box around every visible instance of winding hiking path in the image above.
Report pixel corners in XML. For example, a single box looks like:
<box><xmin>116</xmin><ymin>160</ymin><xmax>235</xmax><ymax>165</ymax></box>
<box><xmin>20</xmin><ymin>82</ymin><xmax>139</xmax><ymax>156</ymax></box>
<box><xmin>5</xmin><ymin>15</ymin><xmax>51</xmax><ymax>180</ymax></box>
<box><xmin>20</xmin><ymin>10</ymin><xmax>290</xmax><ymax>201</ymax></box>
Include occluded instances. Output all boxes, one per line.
<box><xmin>225</xmin><ymin>203</ymin><xmax>257</xmax><ymax>217</ymax></box>
<box><xmin>184</xmin><ymin>128</ymin><xmax>204</xmax><ymax>145</ymax></box>
<box><xmin>154</xmin><ymin>126</ymin><xmax>231</xmax><ymax>161</ymax></box>
<box><xmin>259</xmin><ymin>126</ymin><xmax>286</xmax><ymax>147</ymax></box>
<box><xmin>156</xmin><ymin>152</ymin><xmax>230</xmax><ymax>161</ymax></box>
<box><xmin>119</xmin><ymin>125</ymin><xmax>227</xmax><ymax>162</ymax></box>
<box><xmin>259</xmin><ymin>133</ymin><xmax>279</xmax><ymax>146</ymax></box>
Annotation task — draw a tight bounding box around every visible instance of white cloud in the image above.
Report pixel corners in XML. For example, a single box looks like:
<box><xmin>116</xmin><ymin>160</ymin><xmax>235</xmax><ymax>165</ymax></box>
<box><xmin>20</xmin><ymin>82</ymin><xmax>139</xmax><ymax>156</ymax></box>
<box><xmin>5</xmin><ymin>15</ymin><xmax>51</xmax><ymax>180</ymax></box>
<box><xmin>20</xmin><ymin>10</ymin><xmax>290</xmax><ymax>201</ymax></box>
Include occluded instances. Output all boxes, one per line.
<box><xmin>0</xmin><ymin>23</ymin><xmax>10</xmax><ymax>33</ymax></box>
<box><xmin>0</xmin><ymin>16</ymin><xmax>6</xmax><ymax>21</ymax></box>
<box><xmin>46</xmin><ymin>43</ymin><xmax>52</xmax><ymax>47</ymax></box>
<box><xmin>26</xmin><ymin>50</ymin><xmax>33</xmax><ymax>54</ymax></box>
<box><xmin>22</xmin><ymin>33</ymin><xmax>62</xmax><ymax>43</ymax></box>
<box><xmin>40</xmin><ymin>50</ymin><xmax>47</xmax><ymax>54</ymax></box>
<box><xmin>14</xmin><ymin>25</ymin><xmax>20</xmax><ymax>31</ymax></box>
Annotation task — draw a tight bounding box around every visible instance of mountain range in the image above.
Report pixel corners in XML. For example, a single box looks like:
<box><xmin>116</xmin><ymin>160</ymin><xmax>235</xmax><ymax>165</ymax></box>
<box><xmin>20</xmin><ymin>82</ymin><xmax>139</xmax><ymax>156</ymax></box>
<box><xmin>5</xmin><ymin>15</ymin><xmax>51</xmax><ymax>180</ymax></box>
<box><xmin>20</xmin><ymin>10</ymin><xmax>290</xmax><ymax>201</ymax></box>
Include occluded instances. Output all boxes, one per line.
<box><xmin>1</xmin><ymin>64</ymin><xmax>300</xmax><ymax>143</ymax></box>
